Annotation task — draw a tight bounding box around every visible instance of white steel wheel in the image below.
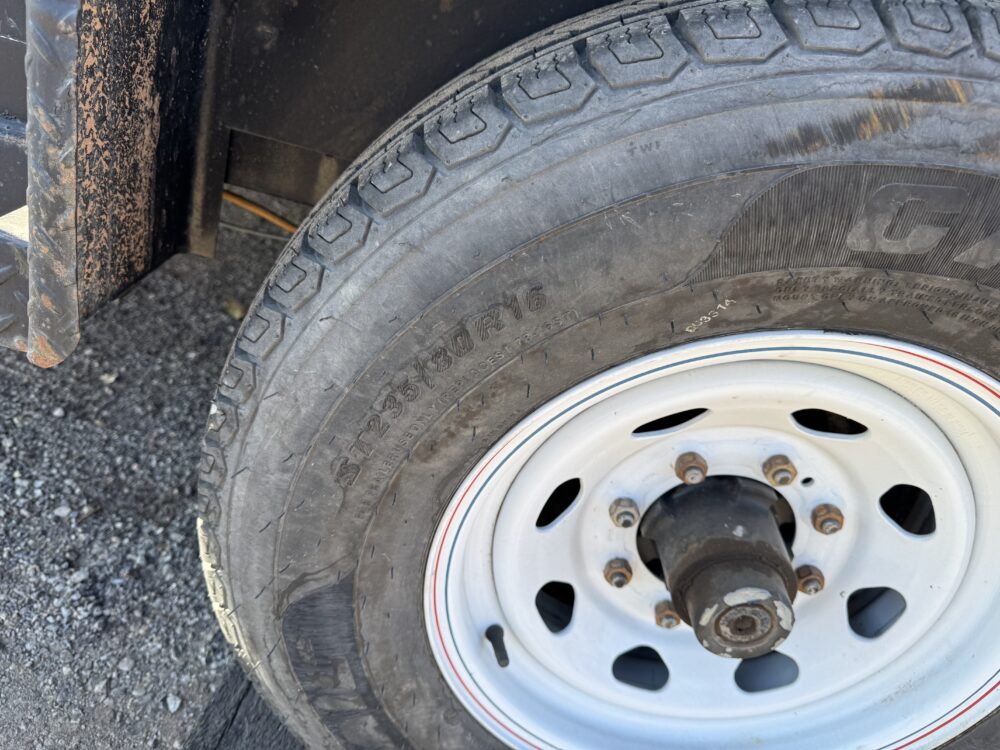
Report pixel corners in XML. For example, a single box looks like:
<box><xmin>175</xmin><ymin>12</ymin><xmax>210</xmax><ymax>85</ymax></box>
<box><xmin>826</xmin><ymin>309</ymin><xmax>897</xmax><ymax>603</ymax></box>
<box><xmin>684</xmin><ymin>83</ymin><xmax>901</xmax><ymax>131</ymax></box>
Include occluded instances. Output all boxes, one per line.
<box><xmin>424</xmin><ymin>330</ymin><xmax>1000</xmax><ymax>750</ymax></box>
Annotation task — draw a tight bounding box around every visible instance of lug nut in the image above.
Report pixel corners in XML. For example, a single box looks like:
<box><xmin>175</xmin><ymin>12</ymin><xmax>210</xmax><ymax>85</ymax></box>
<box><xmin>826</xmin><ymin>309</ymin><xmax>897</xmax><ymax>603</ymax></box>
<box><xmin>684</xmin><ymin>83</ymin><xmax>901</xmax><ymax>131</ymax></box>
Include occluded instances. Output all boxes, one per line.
<box><xmin>812</xmin><ymin>503</ymin><xmax>845</xmax><ymax>535</ymax></box>
<box><xmin>604</xmin><ymin>558</ymin><xmax>633</xmax><ymax>588</ymax></box>
<box><xmin>608</xmin><ymin>497</ymin><xmax>640</xmax><ymax>528</ymax></box>
<box><xmin>762</xmin><ymin>454</ymin><xmax>797</xmax><ymax>487</ymax></box>
<box><xmin>675</xmin><ymin>452</ymin><xmax>708</xmax><ymax>485</ymax></box>
<box><xmin>655</xmin><ymin>600</ymin><xmax>681</xmax><ymax>628</ymax></box>
<box><xmin>796</xmin><ymin>565</ymin><xmax>825</xmax><ymax>595</ymax></box>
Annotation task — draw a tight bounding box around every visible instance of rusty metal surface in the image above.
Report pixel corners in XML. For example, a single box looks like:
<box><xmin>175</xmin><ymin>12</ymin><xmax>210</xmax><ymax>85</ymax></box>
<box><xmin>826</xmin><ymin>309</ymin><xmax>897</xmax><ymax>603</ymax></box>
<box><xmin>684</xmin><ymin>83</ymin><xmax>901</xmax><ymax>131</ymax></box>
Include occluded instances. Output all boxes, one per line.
<box><xmin>25</xmin><ymin>0</ymin><xmax>78</xmax><ymax>368</ymax></box>
<box><xmin>76</xmin><ymin>0</ymin><xmax>164</xmax><ymax>318</ymax></box>
<box><xmin>19</xmin><ymin>0</ymin><xmax>211</xmax><ymax>366</ymax></box>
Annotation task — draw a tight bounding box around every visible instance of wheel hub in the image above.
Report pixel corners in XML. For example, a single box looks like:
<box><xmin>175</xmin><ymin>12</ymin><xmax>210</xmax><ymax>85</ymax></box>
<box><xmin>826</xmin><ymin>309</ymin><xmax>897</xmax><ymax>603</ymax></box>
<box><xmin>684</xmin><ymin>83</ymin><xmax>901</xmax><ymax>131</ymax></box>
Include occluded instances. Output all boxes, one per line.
<box><xmin>640</xmin><ymin>476</ymin><xmax>797</xmax><ymax>659</ymax></box>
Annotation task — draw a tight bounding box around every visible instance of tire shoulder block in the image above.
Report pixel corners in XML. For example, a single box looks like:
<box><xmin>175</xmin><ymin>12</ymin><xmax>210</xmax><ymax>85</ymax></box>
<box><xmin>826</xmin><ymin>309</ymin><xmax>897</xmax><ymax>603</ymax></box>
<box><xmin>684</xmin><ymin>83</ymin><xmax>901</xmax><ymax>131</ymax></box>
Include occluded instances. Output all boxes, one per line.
<box><xmin>424</xmin><ymin>86</ymin><xmax>512</xmax><ymax>166</ymax></box>
<box><xmin>501</xmin><ymin>48</ymin><xmax>597</xmax><ymax>123</ymax></box>
<box><xmin>772</xmin><ymin>0</ymin><xmax>887</xmax><ymax>53</ymax></box>
<box><xmin>876</xmin><ymin>0</ymin><xmax>974</xmax><ymax>57</ymax></box>
<box><xmin>308</xmin><ymin>196</ymin><xmax>372</xmax><ymax>266</ymax></box>
<box><xmin>238</xmin><ymin>303</ymin><xmax>286</xmax><ymax>360</ymax></box>
<box><xmin>676</xmin><ymin>0</ymin><xmax>788</xmax><ymax>63</ymax></box>
<box><xmin>586</xmin><ymin>15</ymin><xmax>689</xmax><ymax>87</ymax></box>
<box><xmin>964</xmin><ymin>0</ymin><xmax>1000</xmax><ymax>59</ymax></box>
<box><xmin>358</xmin><ymin>135</ymin><xmax>436</xmax><ymax>215</ymax></box>
<box><xmin>269</xmin><ymin>254</ymin><xmax>324</xmax><ymax>313</ymax></box>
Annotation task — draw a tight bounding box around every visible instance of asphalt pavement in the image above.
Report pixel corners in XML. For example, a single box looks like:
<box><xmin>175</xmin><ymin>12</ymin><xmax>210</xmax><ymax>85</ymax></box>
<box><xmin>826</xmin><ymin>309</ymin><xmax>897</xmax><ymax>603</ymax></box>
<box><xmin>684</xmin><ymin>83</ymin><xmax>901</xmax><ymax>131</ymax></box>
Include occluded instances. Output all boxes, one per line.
<box><xmin>0</xmin><ymin>196</ymin><xmax>305</xmax><ymax>749</ymax></box>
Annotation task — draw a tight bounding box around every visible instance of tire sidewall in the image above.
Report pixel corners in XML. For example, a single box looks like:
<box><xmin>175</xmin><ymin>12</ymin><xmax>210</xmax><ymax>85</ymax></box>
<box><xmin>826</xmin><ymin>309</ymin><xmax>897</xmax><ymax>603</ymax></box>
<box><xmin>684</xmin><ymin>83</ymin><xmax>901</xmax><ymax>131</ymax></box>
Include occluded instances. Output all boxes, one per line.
<box><xmin>217</xmin><ymin>72</ymin><xmax>1000</xmax><ymax>750</ymax></box>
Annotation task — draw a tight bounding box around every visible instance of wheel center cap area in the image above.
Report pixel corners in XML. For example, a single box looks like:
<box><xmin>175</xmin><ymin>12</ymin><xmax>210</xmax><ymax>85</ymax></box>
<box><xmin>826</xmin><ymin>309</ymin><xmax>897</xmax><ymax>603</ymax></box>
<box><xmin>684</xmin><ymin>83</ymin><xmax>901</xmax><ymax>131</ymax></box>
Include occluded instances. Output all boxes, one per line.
<box><xmin>639</xmin><ymin>476</ymin><xmax>797</xmax><ymax>659</ymax></box>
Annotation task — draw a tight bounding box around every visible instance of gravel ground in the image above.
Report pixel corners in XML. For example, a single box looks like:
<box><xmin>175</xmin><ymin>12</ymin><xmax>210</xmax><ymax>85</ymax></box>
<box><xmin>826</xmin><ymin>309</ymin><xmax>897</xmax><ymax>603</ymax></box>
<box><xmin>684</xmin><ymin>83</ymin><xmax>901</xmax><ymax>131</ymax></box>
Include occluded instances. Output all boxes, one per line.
<box><xmin>0</xmin><ymin>195</ymin><xmax>304</xmax><ymax>749</ymax></box>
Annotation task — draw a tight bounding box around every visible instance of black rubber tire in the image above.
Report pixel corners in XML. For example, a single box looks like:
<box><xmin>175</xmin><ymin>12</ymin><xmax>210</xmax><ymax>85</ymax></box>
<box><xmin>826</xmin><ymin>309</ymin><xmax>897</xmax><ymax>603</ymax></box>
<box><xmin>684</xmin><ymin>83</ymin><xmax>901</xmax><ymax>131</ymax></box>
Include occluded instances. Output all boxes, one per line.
<box><xmin>198</xmin><ymin>0</ymin><xmax>1000</xmax><ymax>747</ymax></box>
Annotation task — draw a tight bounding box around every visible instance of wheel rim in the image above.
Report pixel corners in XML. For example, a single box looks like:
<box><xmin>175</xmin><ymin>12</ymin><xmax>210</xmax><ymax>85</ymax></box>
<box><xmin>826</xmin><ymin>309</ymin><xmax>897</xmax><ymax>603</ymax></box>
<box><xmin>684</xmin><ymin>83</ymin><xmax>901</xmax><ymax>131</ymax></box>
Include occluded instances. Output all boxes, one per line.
<box><xmin>423</xmin><ymin>331</ymin><xmax>1000</xmax><ymax>750</ymax></box>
